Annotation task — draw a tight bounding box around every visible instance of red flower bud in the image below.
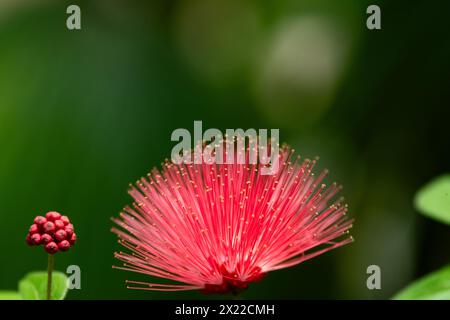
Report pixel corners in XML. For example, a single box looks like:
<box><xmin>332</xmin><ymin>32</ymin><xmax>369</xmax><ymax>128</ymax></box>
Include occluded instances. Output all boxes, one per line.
<box><xmin>45</xmin><ymin>242</ymin><xmax>59</xmax><ymax>254</ymax></box>
<box><xmin>55</xmin><ymin>229</ymin><xmax>67</xmax><ymax>242</ymax></box>
<box><xmin>43</xmin><ymin>221</ymin><xmax>56</xmax><ymax>234</ymax></box>
<box><xmin>41</xmin><ymin>233</ymin><xmax>53</xmax><ymax>244</ymax></box>
<box><xmin>58</xmin><ymin>240</ymin><xmax>70</xmax><ymax>251</ymax></box>
<box><xmin>65</xmin><ymin>226</ymin><xmax>74</xmax><ymax>237</ymax></box>
<box><xmin>34</xmin><ymin>216</ymin><xmax>47</xmax><ymax>226</ymax></box>
<box><xmin>54</xmin><ymin>219</ymin><xmax>65</xmax><ymax>230</ymax></box>
<box><xmin>60</xmin><ymin>216</ymin><xmax>70</xmax><ymax>225</ymax></box>
<box><xmin>30</xmin><ymin>233</ymin><xmax>41</xmax><ymax>245</ymax></box>
<box><xmin>69</xmin><ymin>233</ymin><xmax>77</xmax><ymax>245</ymax></box>
<box><xmin>29</xmin><ymin>224</ymin><xmax>39</xmax><ymax>234</ymax></box>
<box><xmin>26</xmin><ymin>234</ymin><xmax>33</xmax><ymax>246</ymax></box>
<box><xmin>45</xmin><ymin>211</ymin><xmax>61</xmax><ymax>222</ymax></box>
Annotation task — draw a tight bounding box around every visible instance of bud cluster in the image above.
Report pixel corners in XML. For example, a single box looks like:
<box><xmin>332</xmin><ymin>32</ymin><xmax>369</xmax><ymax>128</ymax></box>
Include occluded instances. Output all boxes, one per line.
<box><xmin>26</xmin><ymin>211</ymin><xmax>76</xmax><ymax>254</ymax></box>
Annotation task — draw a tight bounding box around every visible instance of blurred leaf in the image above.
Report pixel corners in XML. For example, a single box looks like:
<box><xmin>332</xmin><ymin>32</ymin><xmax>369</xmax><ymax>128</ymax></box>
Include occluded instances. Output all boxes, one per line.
<box><xmin>19</xmin><ymin>271</ymin><xmax>68</xmax><ymax>300</ymax></box>
<box><xmin>18</xmin><ymin>279</ymin><xmax>39</xmax><ymax>300</ymax></box>
<box><xmin>0</xmin><ymin>291</ymin><xmax>21</xmax><ymax>300</ymax></box>
<box><xmin>414</xmin><ymin>174</ymin><xmax>450</xmax><ymax>225</ymax></box>
<box><xmin>393</xmin><ymin>265</ymin><xmax>450</xmax><ymax>300</ymax></box>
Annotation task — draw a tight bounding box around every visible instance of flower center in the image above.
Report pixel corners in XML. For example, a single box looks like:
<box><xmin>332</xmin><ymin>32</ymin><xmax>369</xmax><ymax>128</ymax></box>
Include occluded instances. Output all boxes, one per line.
<box><xmin>202</xmin><ymin>265</ymin><xmax>266</xmax><ymax>295</ymax></box>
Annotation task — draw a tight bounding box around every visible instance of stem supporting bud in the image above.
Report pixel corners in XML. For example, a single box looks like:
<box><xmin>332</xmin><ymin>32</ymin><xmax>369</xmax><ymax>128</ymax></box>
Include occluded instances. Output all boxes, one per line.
<box><xmin>47</xmin><ymin>254</ymin><xmax>54</xmax><ymax>300</ymax></box>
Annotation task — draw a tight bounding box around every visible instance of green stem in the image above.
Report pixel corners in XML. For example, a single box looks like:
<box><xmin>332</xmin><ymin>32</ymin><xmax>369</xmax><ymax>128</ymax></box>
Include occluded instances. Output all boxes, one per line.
<box><xmin>47</xmin><ymin>254</ymin><xmax>54</xmax><ymax>300</ymax></box>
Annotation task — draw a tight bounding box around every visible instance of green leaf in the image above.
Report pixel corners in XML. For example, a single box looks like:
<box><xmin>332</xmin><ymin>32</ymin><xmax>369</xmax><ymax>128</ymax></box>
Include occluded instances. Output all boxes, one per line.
<box><xmin>393</xmin><ymin>265</ymin><xmax>450</xmax><ymax>300</ymax></box>
<box><xmin>414</xmin><ymin>174</ymin><xmax>450</xmax><ymax>225</ymax></box>
<box><xmin>19</xmin><ymin>271</ymin><xmax>69</xmax><ymax>300</ymax></box>
<box><xmin>18</xmin><ymin>279</ymin><xmax>40</xmax><ymax>300</ymax></box>
<box><xmin>0</xmin><ymin>291</ymin><xmax>22</xmax><ymax>300</ymax></box>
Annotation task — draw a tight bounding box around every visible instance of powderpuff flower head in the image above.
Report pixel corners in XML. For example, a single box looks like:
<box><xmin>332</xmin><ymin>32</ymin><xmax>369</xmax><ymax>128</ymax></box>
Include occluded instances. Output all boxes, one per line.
<box><xmin>112</xmin><ymin>144</ymin><xmax>353</xmax><ymax>294</ymax></box>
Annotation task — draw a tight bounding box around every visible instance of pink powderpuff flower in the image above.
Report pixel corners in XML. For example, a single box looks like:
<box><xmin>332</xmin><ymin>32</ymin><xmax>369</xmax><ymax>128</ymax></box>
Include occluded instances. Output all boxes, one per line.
<box><xmin>112</xmin><ymin>145</ymin><xmax>353</xmax><ymax>294</ymax></box>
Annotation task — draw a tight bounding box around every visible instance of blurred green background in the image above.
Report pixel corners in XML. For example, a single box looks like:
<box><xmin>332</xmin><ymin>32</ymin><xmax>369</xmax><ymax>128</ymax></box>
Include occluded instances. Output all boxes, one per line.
<box><xmin>1</xmin><ymin>0</ymin><xmax>449</xmax><ymax>299</ymax></box>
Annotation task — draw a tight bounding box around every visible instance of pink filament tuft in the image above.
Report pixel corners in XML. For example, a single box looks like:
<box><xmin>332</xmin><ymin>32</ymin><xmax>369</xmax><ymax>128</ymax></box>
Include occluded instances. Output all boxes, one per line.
<box><xmin>112</xmin><ymin>145</ymin><xmax>353</xmax><ymax>294</ymax></box>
